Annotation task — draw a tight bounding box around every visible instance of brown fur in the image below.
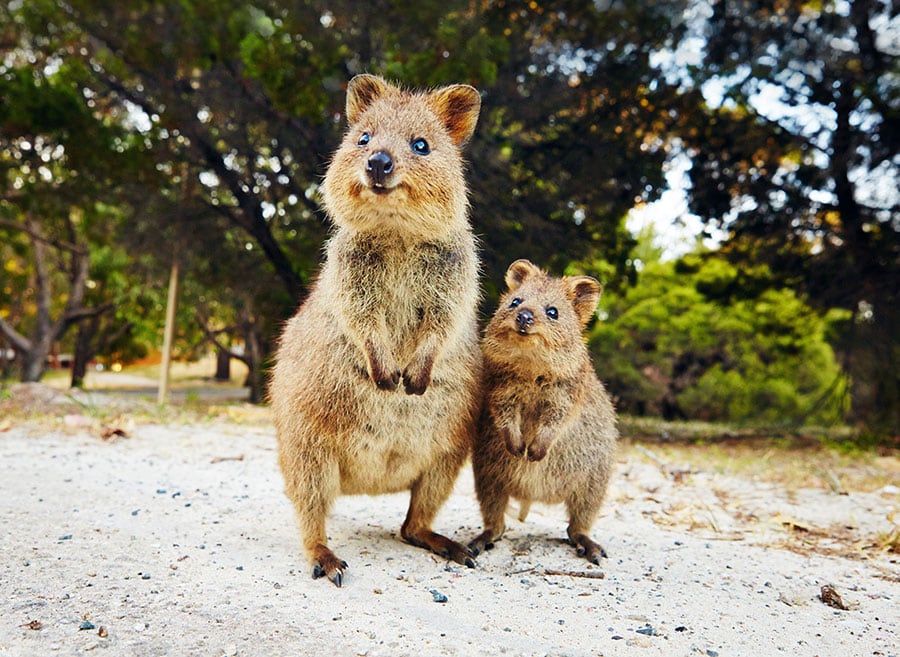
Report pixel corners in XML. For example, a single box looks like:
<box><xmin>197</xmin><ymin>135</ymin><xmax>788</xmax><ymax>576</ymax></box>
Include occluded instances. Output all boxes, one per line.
<box><xmin>469</xmin><ymin>259</ymin><xmax>619</xmax><ymax>565</ymax></box>
<box><xmin>269</xmin><ymin>75</ymin><xmax>482</xmax><ymax>586</ymax></box>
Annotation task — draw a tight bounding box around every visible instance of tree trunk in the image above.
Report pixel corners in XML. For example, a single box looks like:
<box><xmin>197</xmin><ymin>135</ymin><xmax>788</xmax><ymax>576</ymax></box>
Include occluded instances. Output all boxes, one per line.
<box><xmin>242</xmin><ymin>324</ymin><xmax>264</xmax><ymax>404</ymax></box>
<box><xmin>214</xmin><ymin>346</ymin><xmax>231</xmax><ymax>381</ymax></box>
<box><xmin>71</xmin><ymin>316</ymin><xmax>98</xmax><ymax>388</ymax></box>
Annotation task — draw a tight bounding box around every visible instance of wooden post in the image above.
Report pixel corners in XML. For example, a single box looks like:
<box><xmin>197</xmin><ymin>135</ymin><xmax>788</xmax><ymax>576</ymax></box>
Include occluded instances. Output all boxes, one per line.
<box><xmin>158</xmin><ymin>258</ymin><xmax>179</xmax><ymax>405</ymax></box>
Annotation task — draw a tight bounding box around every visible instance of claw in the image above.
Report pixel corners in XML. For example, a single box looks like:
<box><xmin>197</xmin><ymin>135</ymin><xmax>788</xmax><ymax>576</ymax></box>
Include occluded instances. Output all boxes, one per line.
<box><xmin>464</xmin><ymin>557</ymin><xmax>476</xmax><ymax>569</ymax></box>
<box><xmin>332</xmin><ymin>571</ymin><xmax>343</xmax><ymax>588</ymax></box>
<box><xmin>312</xmin><ymin>563</ymin><xmax>325</xmax><ymax>579</ymax></box>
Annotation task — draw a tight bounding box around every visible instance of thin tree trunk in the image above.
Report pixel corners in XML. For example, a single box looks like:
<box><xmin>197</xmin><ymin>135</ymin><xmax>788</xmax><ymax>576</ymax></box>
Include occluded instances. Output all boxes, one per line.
<box><xmin>214</xmin><ymin>346</ymin><xmax>231</xmax><ymax>381</ymax></box>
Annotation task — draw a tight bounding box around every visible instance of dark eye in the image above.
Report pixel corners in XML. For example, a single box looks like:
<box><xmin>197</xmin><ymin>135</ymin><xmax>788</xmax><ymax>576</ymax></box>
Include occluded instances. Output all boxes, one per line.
<box><xmin>411</xmin><ymin>138</ymin><xmax>430</xmax><ymax>155</ymax></box>
<box><xmin>358</xmin><ymin>132</ymin><xmax>370</xmax><ymax>146</ymax></box>
<box><xmin>509</xmin><ymin>297</ymin><xmax>522</xmax><ymax>309</ymax></box>
<box><xmin>545</xmin><ymin>307</ymin><xmax>559</xmax><ymax>320</ymax></box>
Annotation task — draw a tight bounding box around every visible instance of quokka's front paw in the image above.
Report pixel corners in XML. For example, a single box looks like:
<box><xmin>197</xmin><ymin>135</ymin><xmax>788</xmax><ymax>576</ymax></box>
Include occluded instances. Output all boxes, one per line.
<box><xmin>365</xmin><ymin>340</ymin><xmax>400</xmax><ymax>391</ymax></box>
<box><xmin>502</xmin><ymin>427</ymin><xmax>526</xmax><ymax>457</ymax></box>
<box><xmin>402</xmin><ymin>351</ymin><xmax>435</xmax><ymax>395</ymax></box>
<box><xmin>526</xmin><ymin>427</ymin><xmax>556</xmax><ymax>461</ymax></box>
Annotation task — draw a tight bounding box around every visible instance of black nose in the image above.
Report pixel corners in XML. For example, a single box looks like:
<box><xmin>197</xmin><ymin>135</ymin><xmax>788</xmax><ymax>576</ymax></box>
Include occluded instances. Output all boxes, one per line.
<box><xmin>366</xmin><ymin>150</ymin><xmax>394</xmax><ymax>186</ymax></box>
<box><xmin>515</xmin><ymin>309</ymin><xmax>534</xmax><ymax>332</ymax></box>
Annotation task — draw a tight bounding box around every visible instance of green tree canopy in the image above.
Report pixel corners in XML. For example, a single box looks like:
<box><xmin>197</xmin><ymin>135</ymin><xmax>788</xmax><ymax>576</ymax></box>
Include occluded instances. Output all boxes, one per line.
<box><xmin>678</xmin><ymin>0</ymin><xmax>898</xmax><ymax>429</ymax></box>
<box><xmin>591</xmin><ymin>252</ymin><xmax>849</xmax><ymax>425</ymax></box>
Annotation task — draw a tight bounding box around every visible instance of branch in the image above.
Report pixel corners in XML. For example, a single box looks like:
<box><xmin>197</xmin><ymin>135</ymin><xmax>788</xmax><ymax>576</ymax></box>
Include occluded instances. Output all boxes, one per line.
<box><xmin>0</xmin><ymin>316</ymin><xmax>31</xmax><ymax>352</ymax></box>
<box><xmin>194</xmin><ymin>313</ymin><xmax>249</xmax><ymax>366</ymax></box>
<box><xmin>63</xmin><ymin>302</ymin><xmax>114</xmax><ymax>325</ymax></box>
<box><xmin>0</xmin><ymin>218</ymin><xmax>88</xmax><ymax>256</ymax></box>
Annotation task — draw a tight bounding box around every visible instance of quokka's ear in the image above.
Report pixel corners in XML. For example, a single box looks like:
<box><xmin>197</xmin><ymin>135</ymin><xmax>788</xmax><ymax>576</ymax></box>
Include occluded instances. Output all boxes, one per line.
<box><xmin>566</xmin><ymin>276</ymin><xmax>602</xmax><ymax>328</ymax></box>
<box><xmin>426</xmin><ymin>84</ymin><xmax>481</xmax><ymax>146</ymax></box>
<box><xmin>346</xmin><ymin>74</ymin><xmax>393</xmax><ymax>124</ymax></box>
<box><xmin>505</xmin><ymin>259</ymin><xmax>542</xmax><ymax>291</ymax></box>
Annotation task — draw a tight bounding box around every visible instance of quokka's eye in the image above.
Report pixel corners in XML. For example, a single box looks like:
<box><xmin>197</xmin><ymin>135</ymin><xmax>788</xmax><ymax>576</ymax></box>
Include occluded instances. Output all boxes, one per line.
<box><xmin>509</xmin><ymin>297</ymin><xmax>522</xmax><ymax>309</ymax></box>
<box><xmin>411</xmin><ymin>138</ymin><xmax>430</xmax><ymax>155</ymax></box>
<box><xmin>545</xmin><ymin>307</ymin><xmax>559</xmax><ymax>320</ymax></box>
<box><xmin>358</xmin><ymin>132</ymin><xmax>371</xmax><ymax>146</ymax></box>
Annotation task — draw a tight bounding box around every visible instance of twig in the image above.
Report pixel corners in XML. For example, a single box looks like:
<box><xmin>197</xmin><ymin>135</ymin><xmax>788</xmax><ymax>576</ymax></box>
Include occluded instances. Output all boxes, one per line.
<box><xmin>210</xmin><ymin>454</ymin><xmax>245</xmax><ymax>464</ymax></box>
<box><xmin>543</xmin><ymin>569</ymin><xmax>605</xmax><ymax>579</ymax></box>
<box><xmin>635</xmin><ymin>444</ymin><xmax>669</xmax><ymax>469</ymax></box>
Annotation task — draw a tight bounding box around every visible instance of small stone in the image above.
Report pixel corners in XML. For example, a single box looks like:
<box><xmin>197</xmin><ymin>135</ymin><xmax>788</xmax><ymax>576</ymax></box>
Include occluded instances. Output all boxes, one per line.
<box><xmin>79</xmin><ymin>621</ymin><xmax>95</xmax><ymax>631</ymax></box>
<box><xmin>636</xmin><ymin>624</ymin><xmax>660</xmax><ymax>636</ymax></box>
<box><xmin>429</xmin><ymin>589</ymin><xmax>448</xmax><ymax>603</ymax></box>
<box><xmin>141</xmin><ymin>573</ymin><xmax>151</xmax><ymax>580</ymax></box>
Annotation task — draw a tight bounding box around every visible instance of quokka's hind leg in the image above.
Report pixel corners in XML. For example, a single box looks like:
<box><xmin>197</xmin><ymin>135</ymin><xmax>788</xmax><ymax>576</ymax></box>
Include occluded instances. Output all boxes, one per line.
<box><xmin>565</xmin><ymin>495</ymin><xmax>607</xmax><ymax>565</ymax></box>
<box><xmin>281</xmin><ymin>451</ymin><xmax>347</xmax><ymax>586</ymax></box>
<box><xmin>400</xmin><ymin>454</ymin><xmax>475</xmax><ymax>567</ymax></box>
<box><xmin>468</xmin><ymin>469</ymin><xmax>509</xmax><ymax>557</ymax></box>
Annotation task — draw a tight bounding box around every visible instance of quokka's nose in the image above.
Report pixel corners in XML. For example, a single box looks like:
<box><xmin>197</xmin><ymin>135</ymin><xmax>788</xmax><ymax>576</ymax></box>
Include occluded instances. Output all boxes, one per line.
<box><xmin>515</xmin><ymin>309</ymin><xmax>534</xmax><ymax>331</ymax></box>
<box><xmin>366</xmin><ymin>150</ymin><xmax>394</xmax><ymax>186</ymax></box>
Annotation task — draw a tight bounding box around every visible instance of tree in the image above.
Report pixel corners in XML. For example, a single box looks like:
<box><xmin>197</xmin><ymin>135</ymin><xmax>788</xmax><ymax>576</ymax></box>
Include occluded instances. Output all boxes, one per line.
<box><xmin>681</xmin><ymin>0</ymin><xmax>899</xmax><ymax>430</ymax></box>
<box><xmin>590</xmin><ymin>251</ymin><xmax>849</xmax><ymax>425</ymax></box>
<box><xmin>3</xmin><ymin>0</ymin><xmax>694</xmax><ymax>301</ymax></box>
<box><xmin>0</xmin><ymin>64</ymin><xmax>145</xmax><ymax>381</ymax></box>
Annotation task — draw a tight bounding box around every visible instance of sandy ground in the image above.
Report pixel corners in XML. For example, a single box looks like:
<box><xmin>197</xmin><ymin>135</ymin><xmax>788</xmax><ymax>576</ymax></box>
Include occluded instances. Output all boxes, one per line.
<box><xmin>0</xmin><ymin>387</ymin><xmax>898</xmax><ymax>657</ymax></box>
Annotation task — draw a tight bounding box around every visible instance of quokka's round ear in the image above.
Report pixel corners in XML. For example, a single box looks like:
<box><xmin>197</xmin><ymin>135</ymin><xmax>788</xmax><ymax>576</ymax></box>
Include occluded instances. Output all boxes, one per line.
<box><xmin>505</xmin><ymin>259</ymin><xmax>541</xmax><ymax>291</ymax></box>
<box><xmin>346</xmin><ymin>75</ymin><xmax>392</xmax><ymax>124</ymax></box>
<box><xmin>566</xmin><ymin>276</ymin><xmax>602</xmax><ymax>328</ymax></box>
<box><xmin>426</xmin><ymin>84</ymin><xmax>481</xmax><ymax>146</ymax></box>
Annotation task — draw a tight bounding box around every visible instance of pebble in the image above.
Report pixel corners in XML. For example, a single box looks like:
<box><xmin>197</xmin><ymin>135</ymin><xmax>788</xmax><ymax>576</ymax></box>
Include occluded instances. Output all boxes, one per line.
<box><xmin>430</xmin><ymin>589</ymin><xmax>448</xmax><ymax>603</ymax></box>
<box><xmin>636</xmin><ymin>624</ymin><xmax>660</xmax><ymax>636</ymax></box>
<box><xmin>78</xmin><ymin>621</ymin><xmax>95</xmax><ymax>631</ymax></box>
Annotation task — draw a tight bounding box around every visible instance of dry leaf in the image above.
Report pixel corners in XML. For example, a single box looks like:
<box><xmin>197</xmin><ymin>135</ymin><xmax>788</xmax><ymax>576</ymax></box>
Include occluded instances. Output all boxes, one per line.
<box><xmin>819</xmin><ymin>584</ymin><xmax>849</xmax><ymax>610</ymax></box>
<box><xmin>100</xmin><ymin>426</ymin><xmax>129</xmax><ymax>440</ymax></box>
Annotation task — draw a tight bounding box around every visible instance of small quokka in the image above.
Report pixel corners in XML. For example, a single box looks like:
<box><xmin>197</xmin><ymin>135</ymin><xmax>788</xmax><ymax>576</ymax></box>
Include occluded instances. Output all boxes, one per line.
<box><xmin>269</xmin><ymin>75</ymin><xmax>483</xmax><ymax>586</ymax></box>
<box><xmin>469</xmin><ymin>259</ymin><xmax>618</xmax><ymax>565</ymax></box>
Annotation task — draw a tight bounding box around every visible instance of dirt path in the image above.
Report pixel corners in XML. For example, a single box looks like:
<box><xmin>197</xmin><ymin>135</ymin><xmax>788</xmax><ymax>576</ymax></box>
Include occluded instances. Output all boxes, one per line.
<box><xmin>0</xmin><ymin>401</ymin><xmax>897</xmax><ymax>656</ymax></box>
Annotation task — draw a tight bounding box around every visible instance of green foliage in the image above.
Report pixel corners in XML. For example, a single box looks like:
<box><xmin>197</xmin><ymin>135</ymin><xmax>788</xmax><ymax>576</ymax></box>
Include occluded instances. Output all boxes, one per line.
<box><xmin>681</xmin><ymin>0</ymin><xmax>899</xmax><ymax>431</ymax></box>
<box><xmin>591</xmin><ymin>253</ymin><xmax>849</xmax><ymax>426</ymax></box>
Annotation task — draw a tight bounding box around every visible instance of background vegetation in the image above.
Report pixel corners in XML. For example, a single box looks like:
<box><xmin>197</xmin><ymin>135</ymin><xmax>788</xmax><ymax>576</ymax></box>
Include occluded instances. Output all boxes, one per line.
<box><xmin>0</xmin><ymin>1</ymin><xmax>896</xmax><ymax>434</ymax></box>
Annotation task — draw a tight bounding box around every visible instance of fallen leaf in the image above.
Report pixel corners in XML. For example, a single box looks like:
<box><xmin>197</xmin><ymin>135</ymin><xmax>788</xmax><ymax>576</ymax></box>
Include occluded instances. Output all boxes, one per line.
<box><xmin>210</xmin><ymin>454</ymin><xmax>244</xmax><ymax>464</ymax></box>
<box><xmin>100</xmin><ymin>426</ymin><xmax>129</xmax><ymax>440</ymax></box>
<box><xmin>819</xmin><ymin>584</ymin><xmax>849</xmax><ymax>610</ymax></box>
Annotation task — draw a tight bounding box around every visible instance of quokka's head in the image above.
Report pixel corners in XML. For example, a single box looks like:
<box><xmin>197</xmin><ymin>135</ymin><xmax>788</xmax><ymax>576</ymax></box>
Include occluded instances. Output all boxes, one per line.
<box><xmin>322</xmin><ymin>74</ymin><xmax>481</xmax><ymax>238</ymax></box>
<box><xmin>484</xmin><ymin>259</ymin><xmax>602</xmax><ymax>369</ymax></box>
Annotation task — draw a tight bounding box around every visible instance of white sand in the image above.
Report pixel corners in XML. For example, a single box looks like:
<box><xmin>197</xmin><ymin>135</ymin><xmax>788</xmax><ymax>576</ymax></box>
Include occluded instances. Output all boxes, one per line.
<box><xmin>0</xmin><ymin>410</ymin><xmax>897</xmax><ymax>657</ymax></box>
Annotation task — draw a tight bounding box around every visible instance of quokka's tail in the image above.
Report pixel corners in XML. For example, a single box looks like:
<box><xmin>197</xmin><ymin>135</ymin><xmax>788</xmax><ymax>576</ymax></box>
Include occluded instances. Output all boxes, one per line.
<box><xmin>518</xmin><ymin>500</ymin><xmax>532</xmax><ymax>522</ymax></box>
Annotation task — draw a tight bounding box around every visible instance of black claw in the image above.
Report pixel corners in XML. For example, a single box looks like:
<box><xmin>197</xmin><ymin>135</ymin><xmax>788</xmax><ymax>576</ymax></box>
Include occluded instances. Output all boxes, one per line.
<box><xmin>485</xmin><ymin>541</ymin><xmax>495</xmax><ymax>551</ymax></box>
<box><xmin>332</xmin><ymin>571</ymin><xmax>343</xmax><ymax>588</ymax></box>
<box><xmin>468</xmin><ymin>545</ymin><xmax>481</xmax><ymax>557</ymax></box>
<box><xmin>465</xmin><ymin>557</ymin><xmax>476</xmax><ymax>568</ymax></box>
<box><xmin>312</xmin><ymin>564</ymin><xmax>325</xmax><ymax>579</ymax></box>
<box><xmin>341</xmin><ymin>560</ymin><xmax>349</xmax><ymax>569</ymax></box>
<box><xmin>576</xmin><ymin>546</ymin><xmax>586</xmax><ymax>557</ymax></box>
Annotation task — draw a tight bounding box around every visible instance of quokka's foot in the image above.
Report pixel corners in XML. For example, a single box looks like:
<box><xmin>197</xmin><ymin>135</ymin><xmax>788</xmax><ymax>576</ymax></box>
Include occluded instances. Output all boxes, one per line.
<box><xmin>311</xmin><ymin>545</ymin><xmax>348</xmax><ymax>587</ymax></box>
<box><xmin>467</xmin><ymin>530</ymin><xmax>498</xmax><ymax>557</ymax></box>
<box><xmin>570</xmin><ymin>533</ymin><xmax>607</xmax><ymax>565</ymax></box>
<box><xmin>404</xmin><ymin>528</ymin><xmax>476</xmax><ymax>568</ymax></box>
